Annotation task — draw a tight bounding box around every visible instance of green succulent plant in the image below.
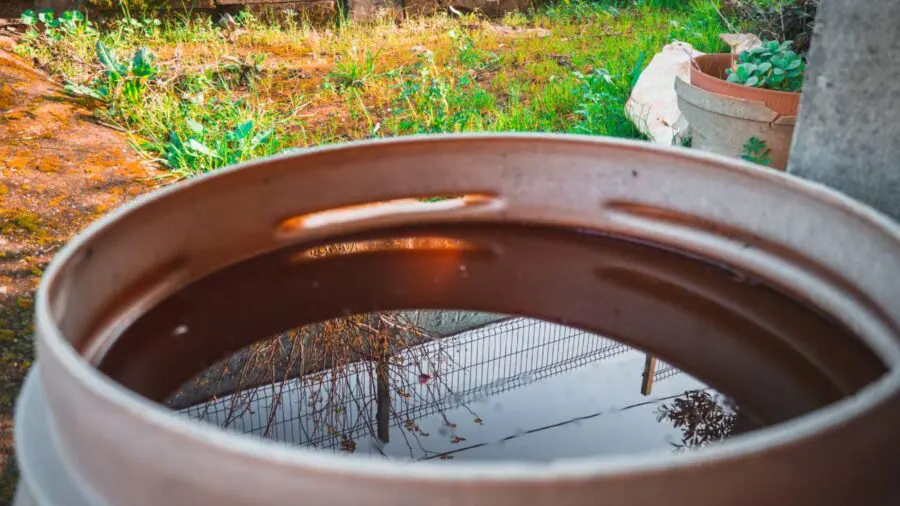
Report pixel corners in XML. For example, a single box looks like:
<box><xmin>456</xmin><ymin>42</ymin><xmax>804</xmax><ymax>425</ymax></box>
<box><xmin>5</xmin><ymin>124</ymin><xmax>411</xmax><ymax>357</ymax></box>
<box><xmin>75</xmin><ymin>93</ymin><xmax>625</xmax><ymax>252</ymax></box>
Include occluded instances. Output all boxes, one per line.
<box><xmin>726</xmin><ymin>40</ymin><xmax>805</xmax><ymax>92</ymax></box>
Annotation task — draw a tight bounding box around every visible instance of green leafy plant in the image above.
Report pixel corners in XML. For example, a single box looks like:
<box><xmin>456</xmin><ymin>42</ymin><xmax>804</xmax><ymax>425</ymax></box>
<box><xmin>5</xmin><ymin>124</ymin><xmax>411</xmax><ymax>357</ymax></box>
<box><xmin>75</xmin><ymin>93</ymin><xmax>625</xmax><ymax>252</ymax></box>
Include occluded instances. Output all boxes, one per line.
<box><xmin>120</xmin><ymin>16</ymin><xmax>163</xmax><ymax>38</ymax></box>
<box><xmin>726</xmin><ymin>40</ymin><xmax>805</xmax><ymax>91</ymax></box>
<box><xmin>20</xmin><ymin>9</ymin><xmax>37</xmax><ymax>26</ymax></box>
<box><xmin>37</xmin><ymin>8</ymin><xmax>56</xmax><ymax>26</ymax></box>
<box><xmin>57</xmin><ymin>10</ymin><xmax>87</xmax><ymax>33</ymax></box>
<box><xmin>65</xmin><ymin>43</ymin><xmax>159</xmax><ymax>104</ymax></box>
<box><xmin>20</xmin><ymin>8</ymin><xmax>94</xmax><ymax>41</ymax></box>
<box><xmin>166</xmin><ymin>115</ymin><xmax>275</xmax><ymax>173</ymax></box>
<box><xmin>741</xmin><ymin>136</ymin><xmax>773</xmax><ymax>166</ymax></box>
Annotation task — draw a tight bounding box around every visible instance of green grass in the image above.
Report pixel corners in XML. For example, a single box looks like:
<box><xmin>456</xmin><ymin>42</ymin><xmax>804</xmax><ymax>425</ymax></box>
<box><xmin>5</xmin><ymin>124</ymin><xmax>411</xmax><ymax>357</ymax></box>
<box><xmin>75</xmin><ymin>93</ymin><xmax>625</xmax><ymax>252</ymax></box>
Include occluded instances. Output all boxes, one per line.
<box><xmin>15</xmin><ymin>1</ymin><xmax>732</xmax><ymax>179</ymax></box>
<box><xmin>327</xmin><ymin>48</ymin><xmax>380</xmax><ymax>89</ymax></box>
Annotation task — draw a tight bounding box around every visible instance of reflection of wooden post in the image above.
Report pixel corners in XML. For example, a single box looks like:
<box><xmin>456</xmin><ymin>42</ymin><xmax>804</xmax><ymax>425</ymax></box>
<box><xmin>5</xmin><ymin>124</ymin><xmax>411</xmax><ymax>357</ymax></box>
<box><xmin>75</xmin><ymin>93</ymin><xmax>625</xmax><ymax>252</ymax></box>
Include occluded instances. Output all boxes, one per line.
<box><xmin>375</xmin><ymin>359</ymin><xmax>390</xmax><ymax>444</ymax></box>
<box><xmin>640</xmin><ymin>354</ymin><xmax>657</xmax><ymax>396</ymax></box>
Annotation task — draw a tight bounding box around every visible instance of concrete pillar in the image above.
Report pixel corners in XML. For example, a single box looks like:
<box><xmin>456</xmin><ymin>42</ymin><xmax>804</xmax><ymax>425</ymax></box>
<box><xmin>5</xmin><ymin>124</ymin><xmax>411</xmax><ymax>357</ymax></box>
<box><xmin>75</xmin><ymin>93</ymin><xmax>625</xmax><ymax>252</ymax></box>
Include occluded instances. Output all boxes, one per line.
<box><xmin>788</xmin><ymin>0</ymin><xmax>900</xmax><ymax>220</ymax></box>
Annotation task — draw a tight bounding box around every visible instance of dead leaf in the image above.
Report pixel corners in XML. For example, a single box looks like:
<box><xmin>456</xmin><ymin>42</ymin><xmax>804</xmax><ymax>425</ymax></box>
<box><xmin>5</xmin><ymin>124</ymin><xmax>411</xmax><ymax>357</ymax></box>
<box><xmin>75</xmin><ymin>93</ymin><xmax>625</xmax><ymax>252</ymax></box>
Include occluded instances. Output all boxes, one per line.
<box><xmin>720</xmin><ymin>33</ymin><xmax>762</xmax><ymax>55</ymax></box>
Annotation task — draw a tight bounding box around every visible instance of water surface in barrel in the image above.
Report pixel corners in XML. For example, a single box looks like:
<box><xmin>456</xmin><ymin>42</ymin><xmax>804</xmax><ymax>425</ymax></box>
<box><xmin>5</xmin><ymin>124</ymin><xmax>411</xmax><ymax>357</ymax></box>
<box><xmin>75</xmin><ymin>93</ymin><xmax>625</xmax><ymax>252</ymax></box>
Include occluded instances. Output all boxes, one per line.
<box><xmin>172</xmin><ymin>315</ymin><xmax>741</xmax><ymax>461</ymax></box>
<box><xmin>95</xmin><ymin>226</ymin><xmax>883</xmax><ymax>462</ymax></box>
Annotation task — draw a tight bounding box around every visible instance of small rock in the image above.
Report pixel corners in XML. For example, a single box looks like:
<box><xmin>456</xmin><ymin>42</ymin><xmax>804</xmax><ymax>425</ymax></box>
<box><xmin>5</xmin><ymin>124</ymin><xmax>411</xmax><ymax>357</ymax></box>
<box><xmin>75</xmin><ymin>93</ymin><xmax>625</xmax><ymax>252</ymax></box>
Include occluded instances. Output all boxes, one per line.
<box><xmin>721</xmin><ymin>0</ymin><xmax>740</xmax><ymax>15</ymax></box>
<box><xmin>551</xmin><ymin>54</ymin><xmax>572</xmax><ymax>67</ymax></box>
<box><xmin>218</xmin><ymin>13</ymin><xmax>238</xmax><ymax>30</ymax></box>
<box><xmin>287</xmin><ymin>68</ymin><xmax>310</xmax><ymax>79</ymax></box>
<box><xmin>0</xmin><ymin>35</ymin><xmax>18</xmax><ymax>53</ymax></box>
<box><xmin>448</xmin><ymin>4</ymin><xmax>466</xmax><ymax>17</ymax></box>
<box><xmin>411</xmin><ymin>45</ymin><xmax>434</xmax><ymax>58</ymax></box>
<box><xmin>0</xmin><ymin>286</ymin><xmax>7</xmax><ymax>295</ymax></box>
<box><xmin>489</xmin><ymin>25</ymin><xmax>551</xmax><ymax>38</ymax></box>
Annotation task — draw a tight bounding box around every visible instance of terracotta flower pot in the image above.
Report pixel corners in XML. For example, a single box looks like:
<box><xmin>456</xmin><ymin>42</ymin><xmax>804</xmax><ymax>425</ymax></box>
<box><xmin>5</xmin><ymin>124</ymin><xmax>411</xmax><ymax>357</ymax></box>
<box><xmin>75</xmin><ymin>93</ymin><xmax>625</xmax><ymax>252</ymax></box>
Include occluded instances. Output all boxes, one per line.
<box><xmin>690</xmin><ymin>53</ymin><xmax>800</xmax><ymax>117</ymax></box>
<box><xmin>675</xmin><ymin>53</ymin><xmax>802</xmax><ymax>170</ymax></box>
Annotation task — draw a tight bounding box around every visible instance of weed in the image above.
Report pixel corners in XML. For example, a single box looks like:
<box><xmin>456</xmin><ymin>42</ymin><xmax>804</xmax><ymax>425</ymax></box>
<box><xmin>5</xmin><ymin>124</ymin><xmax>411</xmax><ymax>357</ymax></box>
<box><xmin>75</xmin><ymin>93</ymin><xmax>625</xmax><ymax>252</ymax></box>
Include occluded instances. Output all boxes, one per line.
<box><xmin>52</xmin><ymin>35</ymin><xmax>294</xmax><ymax>176</ymax></box>
<box><xmin>667</xmin><ymin>0</ymin><xmax>732</xmax><ymax>53</ymax></box>
<box><xmin>741</xmin><ymin>136</ymin><xmax>773</xmax><ymax>166</ymax></box>
<box><xmin>165</xmin><ymin>111</ymin><xmax>276</xmax><ymax>173</ymax></box>
<box><xmin>500</xmin><ymin>11</ymin><xmax>529</xmax><ymax>28</ymax></box>
<box><xmin>390</xmin><ymin>59</ymin><xmax>492</xmax><ymax>134</ymax></box>
<box><xmin>542</xmin><ymin>0</ymin><xmax>620</xmax><ymax>22</ymax></box>
<box><xmin>15</xmin><ymin>8</ymin><xmax>98</xmax><ymax>76</ymax></box>
<box><xmin>729</xmin><ymin>0</ymin><xmax>818</xmax><ymax>53</ymax></box>
<box><xmin>452</xmin><ymin>33</ymin><xmax>499</xmax><ymax>71</ymax></box>
<box><xmin>628</xmin><ymin>50</ymin><xmax>648</xmax><ymax>89</ymax></box>
<box><xmin>657</xmin><ymin>390</ymin><xmax>737</xmax><ymax>450</ymax></box>
<box><xmin>571</xmin><ymin>68</ymin><xmax>642</xmax><ymax>138</ymax></box>
<box><xmin>119</xmin><ymin>15</ymin><xmax>164</xmax><ymax>38</ymax></box>
<box><xmin>326</xmin><ymin>48</ymin><xmax>379</xmax><ymax>89</ymax></box>
<box><xmin>140</xmin><ymin>84</ymin><xmax>295</xmax><ymax>177</ymax></box>
<box><xmin>62</xmin><ymin>42</ymin><xmax>158</xmax><ymax>113</ymax></box>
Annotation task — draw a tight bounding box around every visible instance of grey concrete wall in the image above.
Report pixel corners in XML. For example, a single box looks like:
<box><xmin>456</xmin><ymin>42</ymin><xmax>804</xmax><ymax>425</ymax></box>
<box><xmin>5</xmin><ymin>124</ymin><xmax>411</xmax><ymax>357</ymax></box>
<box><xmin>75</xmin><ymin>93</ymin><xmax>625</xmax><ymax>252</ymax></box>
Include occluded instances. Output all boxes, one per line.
<box><xmin>399</xmin><ymin>310</ymin><xmax>505</xmax><ymax>337</ymax></box>
<box><xmin>348</xmin><ymin>0</ymin><xmax>402</xmax><ymax>22</ymax></box>
<box><xmin>788</xmin><ymin>0</ymin><xmax>900</xmax><ymax>221</ymax></box>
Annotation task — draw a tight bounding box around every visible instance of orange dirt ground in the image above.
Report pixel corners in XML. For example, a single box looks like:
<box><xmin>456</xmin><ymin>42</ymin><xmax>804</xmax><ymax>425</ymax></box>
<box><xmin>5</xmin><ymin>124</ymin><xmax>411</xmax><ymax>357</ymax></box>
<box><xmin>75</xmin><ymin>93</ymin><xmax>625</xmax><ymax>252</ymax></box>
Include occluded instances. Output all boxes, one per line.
<box><xmin>0</xmin><ymin>29</ymin><xmax>158</xmax><ymax>500</ymax></box>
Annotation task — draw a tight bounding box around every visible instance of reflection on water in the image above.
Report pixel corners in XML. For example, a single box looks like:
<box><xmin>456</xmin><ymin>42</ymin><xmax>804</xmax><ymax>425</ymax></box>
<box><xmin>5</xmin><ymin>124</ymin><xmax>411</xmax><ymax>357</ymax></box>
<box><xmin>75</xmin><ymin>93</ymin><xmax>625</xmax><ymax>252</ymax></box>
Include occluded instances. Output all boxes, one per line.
<box><xmin>178</xmin><ymin>315</ymin><xmax>739</xmax><ymax>461</ymax></box>
<box><xmin>656</xmin><ymin>389</ymin><xmax>737</xmax><ymax>451</ymax></box>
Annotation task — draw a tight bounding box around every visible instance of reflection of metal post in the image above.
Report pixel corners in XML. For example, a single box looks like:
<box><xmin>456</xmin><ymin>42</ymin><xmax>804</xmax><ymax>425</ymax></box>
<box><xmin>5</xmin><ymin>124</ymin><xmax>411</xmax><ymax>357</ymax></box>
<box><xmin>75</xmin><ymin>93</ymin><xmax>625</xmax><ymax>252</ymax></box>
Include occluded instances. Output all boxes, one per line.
<box><xmin>376</xmin><ymin>359</ymin><xmax>390</xmax><ymax>444</ymax></box>
<box><xmin>641</xmin><ymin>354</ymin><xmax>657</xmax><ymax>396</ymax></box>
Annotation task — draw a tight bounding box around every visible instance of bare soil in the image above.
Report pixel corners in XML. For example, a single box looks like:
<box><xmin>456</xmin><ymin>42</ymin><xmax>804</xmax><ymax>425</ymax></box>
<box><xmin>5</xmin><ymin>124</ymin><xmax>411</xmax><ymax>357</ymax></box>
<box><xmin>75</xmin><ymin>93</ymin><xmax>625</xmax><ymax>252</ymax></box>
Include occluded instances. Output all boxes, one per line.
<box><xmin>0</xmin><ymin>33</ymin><xmax>158</xmax><ymax>502</ymax></box>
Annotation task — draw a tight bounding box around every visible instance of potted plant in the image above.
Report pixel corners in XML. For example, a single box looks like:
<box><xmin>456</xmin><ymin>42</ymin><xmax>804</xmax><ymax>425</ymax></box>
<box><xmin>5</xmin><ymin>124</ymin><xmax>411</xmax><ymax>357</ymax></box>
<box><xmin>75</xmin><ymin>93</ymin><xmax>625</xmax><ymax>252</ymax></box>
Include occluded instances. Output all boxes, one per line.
<box><xmin>675</xmin><ymin>40</ymin><xmax>806</xmax><ymax>170</ymax></box>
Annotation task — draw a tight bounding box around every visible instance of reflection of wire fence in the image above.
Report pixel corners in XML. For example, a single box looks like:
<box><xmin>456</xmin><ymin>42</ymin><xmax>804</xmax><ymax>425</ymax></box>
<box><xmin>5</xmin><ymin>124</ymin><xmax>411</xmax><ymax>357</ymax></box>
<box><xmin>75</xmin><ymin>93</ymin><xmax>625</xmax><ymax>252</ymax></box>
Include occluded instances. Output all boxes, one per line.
<box><xmin>180</xmin><ymin>317</ymin><xmax>682</xmax><ymax>451</ymax></box>
<box><xmin>654</xmin><ymin>361</ymin><xmax>682</xmax><ymax>382</ymax></box>
<box><xmin>389</xmin><ymin>318</ymin><xmax>631</xmax><ymax>428</ymax></box>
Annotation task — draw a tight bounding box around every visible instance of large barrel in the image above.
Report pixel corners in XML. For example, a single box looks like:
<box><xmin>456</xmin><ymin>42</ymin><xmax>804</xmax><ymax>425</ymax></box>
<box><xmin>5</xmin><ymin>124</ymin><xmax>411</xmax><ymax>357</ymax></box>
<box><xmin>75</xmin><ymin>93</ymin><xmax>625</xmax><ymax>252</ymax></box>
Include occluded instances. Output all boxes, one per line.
<box><xmin>14</xmin><ymin>134</ymin><xmax>900</xmax><ymax>505</ymax></box>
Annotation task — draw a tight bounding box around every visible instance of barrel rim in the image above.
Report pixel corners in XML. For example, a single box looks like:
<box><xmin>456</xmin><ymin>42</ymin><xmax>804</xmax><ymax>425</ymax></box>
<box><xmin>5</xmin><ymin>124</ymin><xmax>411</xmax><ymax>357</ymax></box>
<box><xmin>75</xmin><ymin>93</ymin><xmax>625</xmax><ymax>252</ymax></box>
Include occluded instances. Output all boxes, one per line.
<box><xmin>27</xmin><ymin>133</ymin><xmax>900</xmax><ymax>484</ymax></box>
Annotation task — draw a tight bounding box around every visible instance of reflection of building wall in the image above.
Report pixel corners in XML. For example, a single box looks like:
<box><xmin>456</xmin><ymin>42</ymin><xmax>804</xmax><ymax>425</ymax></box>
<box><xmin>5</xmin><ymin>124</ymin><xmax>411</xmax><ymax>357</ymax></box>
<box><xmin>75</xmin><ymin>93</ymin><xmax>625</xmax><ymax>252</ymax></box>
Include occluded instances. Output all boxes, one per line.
<box><xmin>180</xmin><ymin>317</ymin><xmax>683</xmax><ymax>450</ymax></box>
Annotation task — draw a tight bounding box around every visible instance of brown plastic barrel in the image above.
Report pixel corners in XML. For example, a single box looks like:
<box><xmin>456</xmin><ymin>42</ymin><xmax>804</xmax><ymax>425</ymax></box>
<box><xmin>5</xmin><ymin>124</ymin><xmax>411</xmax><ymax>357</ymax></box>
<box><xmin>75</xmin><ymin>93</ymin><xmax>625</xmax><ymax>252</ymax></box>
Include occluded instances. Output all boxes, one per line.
<box><xmin>14</xmin><ymin>134</ymin><xmax>900</xmax><ymax>505</ymax></box>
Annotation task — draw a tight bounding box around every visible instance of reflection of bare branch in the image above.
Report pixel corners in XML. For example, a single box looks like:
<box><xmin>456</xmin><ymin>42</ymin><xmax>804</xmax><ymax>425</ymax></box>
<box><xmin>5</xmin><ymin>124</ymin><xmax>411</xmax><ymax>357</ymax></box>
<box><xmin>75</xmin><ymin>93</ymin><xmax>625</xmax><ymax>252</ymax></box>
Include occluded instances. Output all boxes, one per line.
<box><xmin>655</xmin><ymin>389</ymin><xmax>737</xmax><ymax>451</ymax></box>
<box><xmin>180</xmin><ymin>313</ymin><xmax>642</xmax><ymax>457</ymax></box>
<box><xmin>174</xmin><ymin>260</ymin><xmax>645</xmax><ymax>459</ymax></box>
<box><xmin>187</xmin><ymin>300</ymin><xmax>469</xmax><ymax>454</ymax></box>
<box><xmin>263</xmin><ymin>331</ymin><xmax>303</xmax><ymax>438</ymax></box>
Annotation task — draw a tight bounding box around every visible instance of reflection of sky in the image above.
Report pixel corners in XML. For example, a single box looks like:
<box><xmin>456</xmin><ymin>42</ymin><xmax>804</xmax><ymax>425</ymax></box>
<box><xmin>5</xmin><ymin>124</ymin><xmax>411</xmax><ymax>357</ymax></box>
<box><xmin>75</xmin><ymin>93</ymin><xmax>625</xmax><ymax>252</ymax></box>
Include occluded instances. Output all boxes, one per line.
<box><xmin>400</xmin><ymin>350</ymin><xmax>704</xmax><ymax>461</ymax></box>
<box><xmin>185</xmin><ymin>318</ymin><xmax>707</xmax><ymax>462</ymax></box>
